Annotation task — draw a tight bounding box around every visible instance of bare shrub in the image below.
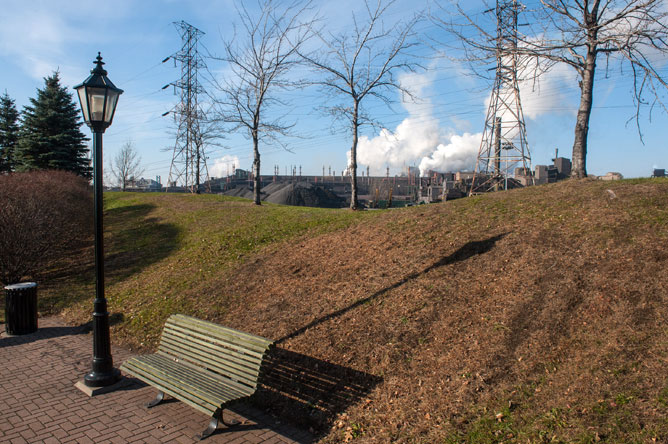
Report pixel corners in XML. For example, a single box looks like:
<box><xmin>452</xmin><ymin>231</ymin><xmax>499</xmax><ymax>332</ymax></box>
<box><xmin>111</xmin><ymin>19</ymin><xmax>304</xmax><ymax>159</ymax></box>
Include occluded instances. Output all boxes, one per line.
<box><xmin>0</xmin><ymin>170</ymin><xmax>93</xmax><ymax>285</ymax></box>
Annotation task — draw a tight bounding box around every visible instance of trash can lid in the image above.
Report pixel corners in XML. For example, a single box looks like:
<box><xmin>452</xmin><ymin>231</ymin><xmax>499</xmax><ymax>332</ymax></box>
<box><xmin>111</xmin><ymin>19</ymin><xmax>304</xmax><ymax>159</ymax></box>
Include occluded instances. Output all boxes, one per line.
<box><xmin>4</xmin><ymin>282</ymin><xmax>37</xmax><ymax>290</ymax></box>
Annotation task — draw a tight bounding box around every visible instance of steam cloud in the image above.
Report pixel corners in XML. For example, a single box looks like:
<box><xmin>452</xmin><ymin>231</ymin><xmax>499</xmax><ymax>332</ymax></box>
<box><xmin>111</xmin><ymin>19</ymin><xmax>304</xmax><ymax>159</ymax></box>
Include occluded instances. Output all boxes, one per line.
<box><xmin>209</xmin><ymin>154</ymin><xmax>240</xmax><ymax>178</ymax></box>
<box><xmin>355</xmin><ymin>72</ymin><xmax>481</xmax><ymax>175</ymax></box>
<box><xmin>353</xmin><ymin>60</ymin><xmax>575</xmax><ymax>176</ymax></box>
<box><xmin>418</xmin><ymin>132</ymin><xmax>481</xmax><ymax>174</ymax></box>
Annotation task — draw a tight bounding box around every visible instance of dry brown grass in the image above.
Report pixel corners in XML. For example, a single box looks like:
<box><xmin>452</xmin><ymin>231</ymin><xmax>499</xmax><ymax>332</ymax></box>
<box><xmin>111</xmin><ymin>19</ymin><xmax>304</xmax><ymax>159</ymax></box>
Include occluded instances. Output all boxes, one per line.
<box><xmin>57</xmin><ymin>179</ymin><xmax>668</xmax><ymax>443</ymax></box>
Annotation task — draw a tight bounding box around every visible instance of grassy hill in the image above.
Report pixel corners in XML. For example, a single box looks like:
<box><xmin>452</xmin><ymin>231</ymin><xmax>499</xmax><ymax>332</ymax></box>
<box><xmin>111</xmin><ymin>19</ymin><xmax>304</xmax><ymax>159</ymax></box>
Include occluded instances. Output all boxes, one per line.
<box><xmin>37</xmin><ymin>179</ymin><xmax>668</xmax><ymax>443</ymax></box>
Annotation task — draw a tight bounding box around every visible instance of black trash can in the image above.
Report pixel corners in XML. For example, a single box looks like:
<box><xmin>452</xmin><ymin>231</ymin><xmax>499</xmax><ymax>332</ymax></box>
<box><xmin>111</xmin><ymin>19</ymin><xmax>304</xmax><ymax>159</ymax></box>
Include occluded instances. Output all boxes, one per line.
<box><xmin>4</xmin><ymin>282</ymin><xmax>38</xmax><ymax>335</ymax></box>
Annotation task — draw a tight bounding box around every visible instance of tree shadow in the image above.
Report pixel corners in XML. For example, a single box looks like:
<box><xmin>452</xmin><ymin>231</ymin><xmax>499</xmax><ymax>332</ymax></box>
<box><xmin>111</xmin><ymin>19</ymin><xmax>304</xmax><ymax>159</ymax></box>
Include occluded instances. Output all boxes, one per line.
<box><xmin>255</xmin><ymin>347</ymin><xmax>383</xmax><ymax>435</ymax></box>
<box><xmin>38</xmin><ymin>203</ymin><xmax>181</xmax><ymax>311</ymax></box>
<box><xmin>104</xmin><ymin>204</ymin><xmax>182</xmax><ymax>282</ymax></box>
<box><xmin>485</xmin><ymin>277</ymin><xmax>588</xmax><ymax>385</ymax></box>
<box><xmin>277</xmin><ymin>233</ymin><xmax>508</xmax><ymax>344</ymax></box>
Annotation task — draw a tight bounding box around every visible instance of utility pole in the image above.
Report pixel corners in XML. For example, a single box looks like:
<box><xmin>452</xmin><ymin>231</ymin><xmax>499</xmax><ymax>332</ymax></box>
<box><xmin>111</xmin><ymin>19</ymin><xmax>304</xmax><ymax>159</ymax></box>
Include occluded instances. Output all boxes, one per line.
<box><xmin>165</xmin><ymin>21</ymin><xmax>210</xmax><ymax>193</ymax></box>
<box><xmin>470</xmin><ymin>0</ymin><xmax>532</xmax><ymax>195</ymax></box>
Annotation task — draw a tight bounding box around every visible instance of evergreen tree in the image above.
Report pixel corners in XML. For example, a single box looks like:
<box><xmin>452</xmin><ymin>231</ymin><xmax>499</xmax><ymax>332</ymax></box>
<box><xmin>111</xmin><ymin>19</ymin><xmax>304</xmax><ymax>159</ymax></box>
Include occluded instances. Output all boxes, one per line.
<box><xmin>0</xmin><ymin>92</ymin><xmax>19</xmax><ymax>173</ymax></box>
<box><xmin>15</xmin><ymin>72</ymin><xmax>91</xmax><ymax>179</ymax></box>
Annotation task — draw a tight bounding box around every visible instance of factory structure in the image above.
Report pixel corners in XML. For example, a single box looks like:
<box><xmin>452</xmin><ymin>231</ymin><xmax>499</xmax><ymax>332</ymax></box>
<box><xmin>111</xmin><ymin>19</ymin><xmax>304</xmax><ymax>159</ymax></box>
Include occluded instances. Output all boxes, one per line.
<box><xmin>195</xmin><ymin>154</ymin><xmax>577</xmax><ymax>209</ymax></box>
<box><xmin>115</xmin><ymin>154</ymin><xmax>664</xmax><ymax>209</ymax></box>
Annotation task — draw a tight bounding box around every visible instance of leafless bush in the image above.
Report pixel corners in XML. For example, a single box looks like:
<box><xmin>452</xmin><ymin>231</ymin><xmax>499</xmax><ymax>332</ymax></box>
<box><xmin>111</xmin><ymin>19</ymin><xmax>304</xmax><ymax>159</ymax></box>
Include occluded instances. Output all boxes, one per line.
<box><xmin>0</xmin><ymin>170</ymin><xmax>93</xmax><ymax>285</ymax></box>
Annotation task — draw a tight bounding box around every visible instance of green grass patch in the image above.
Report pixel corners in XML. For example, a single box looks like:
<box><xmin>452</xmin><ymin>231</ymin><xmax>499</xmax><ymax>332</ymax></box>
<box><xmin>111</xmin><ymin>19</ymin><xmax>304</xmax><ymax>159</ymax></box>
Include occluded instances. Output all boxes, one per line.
<box><xmin>51</xmin><ymin>192</ymin><xmax>376</xmax><ymax>347</ymax></box>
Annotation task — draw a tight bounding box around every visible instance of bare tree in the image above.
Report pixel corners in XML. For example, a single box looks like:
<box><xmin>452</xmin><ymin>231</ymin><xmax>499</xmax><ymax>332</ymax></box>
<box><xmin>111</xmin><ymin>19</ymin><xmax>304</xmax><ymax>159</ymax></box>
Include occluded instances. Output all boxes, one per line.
<box><xmin>434</xmin><ymin>0</ymin><xmax>668</xmax><ymax>178</ymax></box>
<box><xmin>110</xmin><ymin>140</ymin><xmax>144</xmax><ymax>191</ymax></box>
<box><xmin>209</xmin><ymin>0</ymin><xmax>312</xmax><ymax>205</ymax></box>
<box><xmin>300</xmin><ymin>0</ymin><xmax>421</xmax><ymax>209</ymax></box>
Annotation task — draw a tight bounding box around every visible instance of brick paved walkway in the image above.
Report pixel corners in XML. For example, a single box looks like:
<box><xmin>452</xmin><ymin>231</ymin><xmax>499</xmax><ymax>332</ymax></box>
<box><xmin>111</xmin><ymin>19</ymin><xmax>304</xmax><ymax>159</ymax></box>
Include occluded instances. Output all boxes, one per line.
<box><xmin>0</xmin><ymin>317</ymin><xmax>314</xmax><ymax>444</ymax></box>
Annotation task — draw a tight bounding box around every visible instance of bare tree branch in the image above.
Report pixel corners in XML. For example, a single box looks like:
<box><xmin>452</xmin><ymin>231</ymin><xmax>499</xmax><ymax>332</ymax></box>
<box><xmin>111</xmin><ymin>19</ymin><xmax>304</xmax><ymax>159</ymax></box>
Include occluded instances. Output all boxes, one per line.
<box><xmin>299</xmin><ymin>0</ymin><xmax>423</xmax><ymax>209</ymax></box>
<box><xmin>432</xmin><ymin>0</ymin><xmax>668</xmax><ymax>178</ymax></box>
<box><xmin>109</xmin><ymin>140</ymin><xmax>144</xmax><ymax>191</ymax></box>
<box><xmin>208</xmin><ymin>0</ymin><xmax>314</xmax><ymax>205</ymax></box>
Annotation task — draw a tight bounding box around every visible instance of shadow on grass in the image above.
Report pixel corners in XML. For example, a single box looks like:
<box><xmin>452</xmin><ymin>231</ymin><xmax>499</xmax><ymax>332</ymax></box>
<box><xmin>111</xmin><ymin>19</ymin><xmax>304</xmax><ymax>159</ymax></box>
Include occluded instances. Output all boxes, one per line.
<box><xmin>256</xmin><ymin>347</ymin><xmax>383</xmax><ymax>435</ymax></box>
<box><xmin>38</xmin><ymin>203</ymin><xmax>182</xmax><ymax>313</ymax></box>
<box><xmin>277</xmin><ymin>233</ymin><xmax>508</xmax><ymax>344</ymax></box>
<box><xmin>104</xmin><ymin>204</ymin><xmax>182</xmax><ymax>281</ymax></box>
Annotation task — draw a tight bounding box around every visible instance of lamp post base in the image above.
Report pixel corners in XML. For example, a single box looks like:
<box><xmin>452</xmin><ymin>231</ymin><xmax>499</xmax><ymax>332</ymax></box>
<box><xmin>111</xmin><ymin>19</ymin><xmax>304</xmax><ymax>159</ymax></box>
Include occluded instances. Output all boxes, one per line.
<box><xmin>83</xmin><ymin>367</ymin><xmax>121</xmax><ymax>388</ymax></box>
<box><xmin>75</xmin><ymin>374</ymin><xmax>127</xmax><ymax>397</ymax></box>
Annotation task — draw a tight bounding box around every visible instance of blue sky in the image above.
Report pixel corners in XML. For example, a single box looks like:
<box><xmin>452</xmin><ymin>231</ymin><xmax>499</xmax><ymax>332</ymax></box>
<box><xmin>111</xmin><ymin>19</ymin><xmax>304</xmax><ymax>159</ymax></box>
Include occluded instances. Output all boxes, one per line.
<box><xmin>1</xmin><ymin>0</ymin><xmax>666</xmax><ymax>183</ymax></box>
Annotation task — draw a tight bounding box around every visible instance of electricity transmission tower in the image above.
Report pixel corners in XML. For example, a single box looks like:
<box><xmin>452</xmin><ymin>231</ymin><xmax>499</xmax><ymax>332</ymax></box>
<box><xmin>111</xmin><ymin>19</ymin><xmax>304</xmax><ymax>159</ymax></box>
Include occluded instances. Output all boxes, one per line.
<box><xmin>165</xmin><ymin>21</ymin><xmax>210</xmax><ymax>193</ymax></box>
<box><xmin>470</xmin><ymin>0</ymin><xmax>533</xmax><ymax>195</ymax></box>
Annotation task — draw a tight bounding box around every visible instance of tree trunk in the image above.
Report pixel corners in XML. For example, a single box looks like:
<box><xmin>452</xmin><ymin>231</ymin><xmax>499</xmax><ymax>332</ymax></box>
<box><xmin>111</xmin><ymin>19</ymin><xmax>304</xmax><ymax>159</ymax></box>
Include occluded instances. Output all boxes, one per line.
<box><xmin>252</xmin><ymin>132</ymin><xmax>261</xmax><ymax>205</ymax></box>
<box><xmin>571</xmin><ymin>47</ymin><xmax>596</xmax><ymax>179</ymax></box>
<box><xmin>349</xmin><ymin>101</ymin><xmax>359</xmax><ymax>210</ymax></box>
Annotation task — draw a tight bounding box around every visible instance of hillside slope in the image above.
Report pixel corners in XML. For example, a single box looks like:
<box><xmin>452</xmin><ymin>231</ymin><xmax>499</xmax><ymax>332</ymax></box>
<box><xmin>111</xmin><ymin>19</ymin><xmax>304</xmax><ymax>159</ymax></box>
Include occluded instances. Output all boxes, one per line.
<box><xmin>54</xmin><ymin>179</ymin><xmax>668</xmax><ymax>443</ymax></box>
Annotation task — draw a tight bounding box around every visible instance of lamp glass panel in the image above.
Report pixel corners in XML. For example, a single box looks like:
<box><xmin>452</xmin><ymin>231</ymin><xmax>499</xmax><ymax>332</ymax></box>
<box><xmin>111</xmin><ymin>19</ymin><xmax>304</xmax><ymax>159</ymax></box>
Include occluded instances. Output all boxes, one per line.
<box><xmin>87</xmin><ymin>87</ymin><xmax>107</xmax><ymax>122</ymax></box>
<box><xmin>104</xmin><ymin>91</ymin><xmax>119</xmax><ymax>124</ymax></box>
<box><xmin>76</xmin><ymin>87</ymin><xmax>90</xmax><ymax>122</ymax></box>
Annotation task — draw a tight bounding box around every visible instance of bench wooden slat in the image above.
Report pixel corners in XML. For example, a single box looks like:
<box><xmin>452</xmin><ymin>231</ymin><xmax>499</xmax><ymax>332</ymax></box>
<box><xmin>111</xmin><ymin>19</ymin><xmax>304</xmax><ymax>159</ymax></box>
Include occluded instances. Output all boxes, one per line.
<box><xmin>165</xmin><ymin>316</ymin><xmax>272</xmax><ymax>355</ymax></box>
<box><xmin>121</xmin><ymin>359</ymin><xmax>222</xmax><ymax>415</ymax></box>
<box><xmin>122</xmin><ymin>355</ymin><xmax>250</xmax><ymax>412</ymax></box>
<box><xmin>149</xmin><ymin>352</ymin><xmax>254</xmax><ymax>397</ymax></box>
<box><xmin>159</xmin><ymin>327</ymin><xmax>264</xmax><ymax>367</ymax></box>
<box><xmin>170</xmin><ymin>314</ymin><xmax>273</xmax><ymax>350</ymax></box>
<box><xmin>158</xmin><ymin>337</ymin><xmax>261</xmax><ymax>388</ymax></box>
<box><xmin>138</xmin><ymin>353</ymin><xmax>250</xmax><ymax>399</ymax></box>
<box><xmin>161</xmin><ymin>322</ymin><xmax>267</xmax><ymax>360</ymax></box>
<box><xmin>122</xmin><ymin>357</ymin><xmax>224</xmax><ymax>405</ymax></box>
<box><xmin>167</xmin><ymin>315</ymin><xmax>272</xmax><ymax>351</ymax></box>
<box><xmin>158</xmin><ymin>325</ymin><xmax>267</xmax><ymax>389</ymax></box>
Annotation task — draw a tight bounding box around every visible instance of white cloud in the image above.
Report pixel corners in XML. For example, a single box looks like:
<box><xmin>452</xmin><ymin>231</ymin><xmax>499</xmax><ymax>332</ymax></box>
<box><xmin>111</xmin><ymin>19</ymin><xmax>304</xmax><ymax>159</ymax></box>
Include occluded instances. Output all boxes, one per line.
<box><xmin>0</xmin><ymin>0</ymin><xmax>132</xmax><ymax>81</ymax></box>
<box><xmin>519</xmin><ymin>61</ymin><xmax>577</xmax><ymax>120</ymax></box>
<box><xmin>0</xmin><ymin>10</ymin><xmax>76</xmax><ymax>80</ymax></box>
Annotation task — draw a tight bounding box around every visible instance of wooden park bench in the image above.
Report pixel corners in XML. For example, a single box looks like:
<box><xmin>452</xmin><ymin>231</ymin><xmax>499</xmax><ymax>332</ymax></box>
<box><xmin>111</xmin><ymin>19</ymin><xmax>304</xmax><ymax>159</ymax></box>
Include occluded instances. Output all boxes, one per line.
<box><xmin>120</xmin><ymin>314</ymin><xmax>274</xmax><ymax>440</ymax></box>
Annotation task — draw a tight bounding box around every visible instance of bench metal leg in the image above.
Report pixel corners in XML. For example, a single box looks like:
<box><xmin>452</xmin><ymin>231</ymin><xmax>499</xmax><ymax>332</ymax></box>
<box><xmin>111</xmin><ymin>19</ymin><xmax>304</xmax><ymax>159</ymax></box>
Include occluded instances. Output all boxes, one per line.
<box><xmin>197</xmin><ymin>409</ymin><xmax>221</xmax><ymax>441</ymax></box>
<box><xmin>197</xmin><ymin>408</ymin><xmax>241</xmax><ymax>440</ymax></box>
<box><xmin>146</xmin><ymin>391</ymin><xmax>165</xmax><ymax>408</ymax></box>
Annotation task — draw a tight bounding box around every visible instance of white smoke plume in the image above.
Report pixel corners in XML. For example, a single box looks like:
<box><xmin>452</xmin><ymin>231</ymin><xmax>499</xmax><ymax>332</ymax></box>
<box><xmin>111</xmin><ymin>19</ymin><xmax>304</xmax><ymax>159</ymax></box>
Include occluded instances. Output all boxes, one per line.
<box><xmin>419</xmin><ymin>132</ymin><xmax>481</xmax><ymax>174</ymax></box>
<box><xmin>354</xmin><ymin>59</ymin><xmax>575</xmax><ymax>176</ymax></box>
<box><xmin>208</xmin><ymin>154</ymin><xmax>240</xmax><ymax>178</ymax></box>
<box><xmin>355</xmin><ymin>71</ymin><xmax>480</xmax><ymax>175</ymax></box>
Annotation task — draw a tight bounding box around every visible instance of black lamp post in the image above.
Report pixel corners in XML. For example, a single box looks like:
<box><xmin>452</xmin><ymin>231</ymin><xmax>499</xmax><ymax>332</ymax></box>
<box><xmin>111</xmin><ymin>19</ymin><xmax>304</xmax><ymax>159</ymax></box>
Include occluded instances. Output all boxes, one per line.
<box><xmin>74</xmin><ymin>53</ymin><xmax>123</xmax><ymax>388</ymax></box>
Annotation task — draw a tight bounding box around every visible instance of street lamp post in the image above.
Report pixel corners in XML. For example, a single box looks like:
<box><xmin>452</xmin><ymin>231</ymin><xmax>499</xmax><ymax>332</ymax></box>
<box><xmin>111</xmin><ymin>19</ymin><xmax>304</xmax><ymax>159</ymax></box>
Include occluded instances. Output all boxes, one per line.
<box><xmin>74</xmin><ymin>53</ymin><xmax>123</xmax><ymax>388</ymax></box>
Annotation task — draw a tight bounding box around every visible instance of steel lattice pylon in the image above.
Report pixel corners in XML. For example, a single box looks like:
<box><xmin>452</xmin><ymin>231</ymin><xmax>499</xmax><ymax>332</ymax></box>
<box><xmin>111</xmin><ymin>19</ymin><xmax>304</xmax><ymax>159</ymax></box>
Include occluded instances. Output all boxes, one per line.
<box><xmin>470</xmin><ymin>0</ymin><xmax>533</xmax><ymax>195</ymax></box>
<box><xmin>167</xmin><ymin>21</ymin><xmax>210</xmax><ymax>193</ymax></box>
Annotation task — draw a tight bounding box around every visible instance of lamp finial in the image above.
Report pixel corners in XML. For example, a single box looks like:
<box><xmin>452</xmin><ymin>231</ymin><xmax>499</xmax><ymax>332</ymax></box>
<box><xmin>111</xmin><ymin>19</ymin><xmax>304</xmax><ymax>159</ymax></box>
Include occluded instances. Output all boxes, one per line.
<box><xmin>91</xmin><ymin>52</ymin><xmax>107</xmax><ymax>76</ymax></box>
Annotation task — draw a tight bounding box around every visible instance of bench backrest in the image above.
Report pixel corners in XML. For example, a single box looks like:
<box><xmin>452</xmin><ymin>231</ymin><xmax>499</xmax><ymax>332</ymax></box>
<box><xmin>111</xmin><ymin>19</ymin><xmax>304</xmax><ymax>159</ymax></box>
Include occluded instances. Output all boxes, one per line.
<box><xmin>157</xmin><ymin>314</ymin><xmax>274</xmax><ymax>392</ymax></box>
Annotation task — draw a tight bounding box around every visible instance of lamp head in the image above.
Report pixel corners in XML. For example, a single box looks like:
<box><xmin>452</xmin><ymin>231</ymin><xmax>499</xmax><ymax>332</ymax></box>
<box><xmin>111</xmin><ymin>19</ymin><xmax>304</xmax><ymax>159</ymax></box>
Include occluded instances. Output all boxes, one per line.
<box><xmin>74</xmin><ymin>52</ymin><xmax>123</xmax><ymax>133</ymax></box>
